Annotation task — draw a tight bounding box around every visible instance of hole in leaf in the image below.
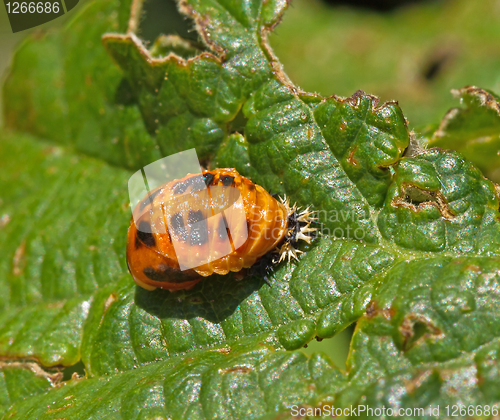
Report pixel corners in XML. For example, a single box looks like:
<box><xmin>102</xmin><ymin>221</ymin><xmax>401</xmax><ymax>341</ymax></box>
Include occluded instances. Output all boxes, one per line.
<box><xmin>302</xmin><ymin>324</ymin><xmax>355</xmax><ymax>370</ymax></box>
<box><xmin>61</xmin><ymin>360</ymin><xmax>86</xmax><ymax>381</ymax></box>
<box><xmin>409</xmin><ymin>321</ymin><xmax>429</xmax><ymax>341</ymax></box>
<box><xmin>139</xmin><ymin>0</ymin><xmax>201</xmax><ymax>45</ymax></box>
<box><xmin>228</xmin><ymin>107</ymin><xmax>248</xmax><ymax>136</ymax></box>
<box><xmin>403</xmin><ymin>186</ymin><xmax>439</xmax><ymax>206</ymax></box>
<box><xmin>394</xmin><ymin>185</ymin><xmax>455</xmax><ymax>219</ymax></box>
<box><xmin>400</xmin><ymin>316</ymin><xmax>442</xmax><ymax>351</ymax></box>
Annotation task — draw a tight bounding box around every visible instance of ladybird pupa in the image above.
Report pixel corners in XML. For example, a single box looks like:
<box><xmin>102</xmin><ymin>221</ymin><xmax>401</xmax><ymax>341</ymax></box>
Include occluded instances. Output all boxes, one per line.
<box><xmin>126</xmin><ymin>168</ymin><xmax>316</xmax><ymax>291</ymax></box>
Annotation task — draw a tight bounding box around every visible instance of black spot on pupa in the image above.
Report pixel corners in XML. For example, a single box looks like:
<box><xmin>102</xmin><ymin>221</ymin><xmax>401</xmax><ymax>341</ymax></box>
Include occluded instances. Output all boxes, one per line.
<box><xmin>188</xmin><ymin>210</ymin><xmax>204</xmax><ymax>224</ymax></box>
<box><xmin>247</xmin><ymin>183</ymin><xmax>255</xmax><ymax>191</ymax></box>
<box><xmin>172</xmin><ymin>177</ymin><xmax>195</xmax><ymax>195</ymax></box>
<box><xmin>188</xmin><ymin>210</ymin><xmax>209</xmax><ymax>246</ymax></box>
<box><xmin>143</xmin><ymin>266</ymin><xmax>163</xmax><ymax>281</ymax></box>
<box><xmin>203</xmin><ymin>172</ymin><xmax>215</xmax><ymax>186</ymax></box>
<box><xmin>143</xmin><ymin>264</ymin><xmax>197</xmax><ymax>283</ymax></box>
<box><xmin>173</xmin><ymin>175</ymin><xmax>205</xmax><ymax>194</ymax></box>
<box><xmin>191</xmin><ymin>176</ymin><xmax>207</xmax><ymax>192</ymax></box>
<box><xmin>143</xmin><ymin>264</ymin><xmax>175</xmax><ymax>281</ymax></box>
<box><xmin>221</xmin><ymin>175</ymin><xmax>235</xmax><ymax>186</ymax></box>
<box><xmin>139</xmin><ymin>188</ymin><xmax>161</xmax><ymax>211</ymax></box>
<box><xmin>137</xmin><ymin>220</ymin><xmax>156</xmax><ymax>247</ymax></box>
<box><xmin>170</xmin><ymin>213</ymin><xmax>187</xmax><ymax>240</ymax></box>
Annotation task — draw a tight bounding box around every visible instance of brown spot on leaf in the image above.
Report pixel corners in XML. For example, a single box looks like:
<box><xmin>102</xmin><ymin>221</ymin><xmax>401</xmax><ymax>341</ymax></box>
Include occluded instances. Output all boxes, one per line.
<box><xmin>219</xmin><ymin>366</ymin><xmax>252</xmax><ymax>374</ymax></box>
<box><xmin>47</xmin><ymin>402</ymin><xmax>75</xmax><ymax>413</ymax></box>
<box><xmin>341</xmin><ymin>253</ymin><xmax>352</xmax><ymax>261</ymax></box>
<box><xmin>382</xmin><ymin>307</ymin><xmax>396</xmax><ymax>319</ymax></box>
<box><xmin>104</xmin><ymin>294</ymin><xmax>118</xmax><ymax>311</ymax></box>
<box><xmin>365</xmin><ymin>301</ymin><xmax>395</xmax><ymax>320</ymax></box>
<box><xmin>98</xmin><ymin>294</ymin><xmax>118</xmax><ymax>328</ymax></box>
<box><xmin>366</xmin><ymin>301</ymin><xmax>378</xmax><ymax>318</ymax></box>
<box><xmin>12</xmin><ymin>241</ymin><xmax>26</xmax><ymax>277</ymax></box>
<box><xmin>347</xmin><ymin>146</ymin><xmax>359</xmax><ymax>166</ymax></box>
<box><xmin>46</xmin><ymin>302</ymin><xmax>65</xmax><ymax>309</ymax></box>
<box><xmin>70</xmin><ymin>372</ymin><xmax>83</xmax><ymax>382</ymax></box>
<box><xmin>405</xmin><ymin>370</ymin><xmax>433</xmax><ymax>394</ymax></box>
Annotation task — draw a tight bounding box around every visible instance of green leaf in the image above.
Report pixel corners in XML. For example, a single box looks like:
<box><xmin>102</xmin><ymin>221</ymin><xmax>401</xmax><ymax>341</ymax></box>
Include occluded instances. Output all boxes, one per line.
<box><xmin>3</xmin><ymin>0</ymin><xmax>161</xmax><ymax>170</ymax></box>
<box><xmin>2</xmin><ymin>0</ymin><xmax>500</xmax><ymax>416</ymax></box>
<box><xmin>378</xmin><ymin>147</ymin><xmax>500</xmax><ymax>253</ymax></box>
<box><xmin>0</xmin><ymin>363</ymin><xmax>61</xmax><ymax>415</ymax></box>
<box><xmin>81</xmin><ymin>237</ymin><xmax>396</xmax><ymax>376</ymax></box>
<box><xmin>0</xmin><ymin>132</ymin><xmax>130</xmax><ymax>369</ymax></box>
<box><xmin>427</xmin><ymin>87</ymin><xmax>500</xmax><ymax>179</ymax></box>
<box><xmin>103</xmin><ymin>35</ymin><xmax>410</xmax><ymax>241</ymax></box>
<box><xmin>4</xmin><ymin>345</ymin><xmax>346</xmax><ymax>419</ymax></box>
<box><xmin>313</xmin><ymin>92</ymin><xmax>408</xmax><ymax>207</ymax></box>
<box><xmin>335</xmin><ymin>256</ymin><xmax>500</xmax><ymax>413</ymax></box>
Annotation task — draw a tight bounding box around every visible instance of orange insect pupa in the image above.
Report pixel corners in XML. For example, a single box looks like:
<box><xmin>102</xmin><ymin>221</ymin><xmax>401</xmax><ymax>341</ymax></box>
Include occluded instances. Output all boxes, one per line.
<box><xmin>126</xmin><ymin>168</ymin><xmax>315</xmax><ymax>291</ymax></box>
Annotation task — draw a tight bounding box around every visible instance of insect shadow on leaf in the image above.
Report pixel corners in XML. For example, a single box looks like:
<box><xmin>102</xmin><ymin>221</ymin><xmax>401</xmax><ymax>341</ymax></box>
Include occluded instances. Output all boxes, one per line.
<box><xmin>134</xmin><ymin>271</ymin><xmax>263</xmax><ymax>322</ymax></box>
